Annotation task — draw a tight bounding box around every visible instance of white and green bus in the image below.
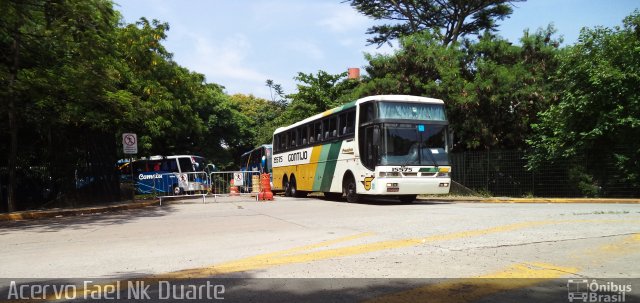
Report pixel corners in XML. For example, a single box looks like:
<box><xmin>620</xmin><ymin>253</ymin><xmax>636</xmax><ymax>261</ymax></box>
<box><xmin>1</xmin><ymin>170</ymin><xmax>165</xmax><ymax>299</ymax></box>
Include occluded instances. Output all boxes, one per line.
<box><xmin>272</xmin><ymin>95</ymin><xmax>451</xmax><ymax>203</ymax></box>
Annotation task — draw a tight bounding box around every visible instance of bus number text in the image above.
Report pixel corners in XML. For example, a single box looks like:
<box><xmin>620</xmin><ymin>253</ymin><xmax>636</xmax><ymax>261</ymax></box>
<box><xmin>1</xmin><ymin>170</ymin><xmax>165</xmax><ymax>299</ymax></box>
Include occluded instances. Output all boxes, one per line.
<box><xmin>392</xmin><ymin>167</ymin><xmax>413</xmax><ymax>172</ymax></box>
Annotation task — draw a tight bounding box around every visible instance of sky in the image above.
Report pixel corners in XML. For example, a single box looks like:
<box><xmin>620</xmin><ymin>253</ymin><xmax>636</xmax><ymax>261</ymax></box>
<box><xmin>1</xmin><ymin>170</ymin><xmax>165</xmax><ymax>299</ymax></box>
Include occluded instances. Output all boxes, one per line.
<box><xmin>114</xmin><ymin>0</ymin><xmax>639</xmax><ymax>100</ymax></box>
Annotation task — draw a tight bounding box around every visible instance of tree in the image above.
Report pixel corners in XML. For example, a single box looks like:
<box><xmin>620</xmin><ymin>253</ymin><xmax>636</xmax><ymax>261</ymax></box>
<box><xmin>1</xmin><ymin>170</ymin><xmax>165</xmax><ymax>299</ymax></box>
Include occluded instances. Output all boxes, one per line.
<box><xmin>288</xmin><ymin>70</ymin><xmax>359</xmax><ymax>112</ymax></box>
<box><xmin>1</xmin><ymin>0</ymin><xmax>122</xmax><ymax>211</ymax></box>
<box><xmin>229</xmin><ymin>94</ymin><xmax>286</xmax><ymax>148</ymax></box>
<box><xmin>528</xmin><ymin>12</ymin><xmax>640</xmax><ymax>195</ymax></box>
<box><xmin>348</xmin><ymin>0</ymin><xmax>523</xmax><ymax>46</ymax></box>
<box><xmin>271</xmin><ymin>70</ymin><xmax>360</xmax><ymax>130</ymax></box>
<box><xmin>353</xmin><ymin>27</ymin><xmax>560</xmax><ymax>151</ymax></box>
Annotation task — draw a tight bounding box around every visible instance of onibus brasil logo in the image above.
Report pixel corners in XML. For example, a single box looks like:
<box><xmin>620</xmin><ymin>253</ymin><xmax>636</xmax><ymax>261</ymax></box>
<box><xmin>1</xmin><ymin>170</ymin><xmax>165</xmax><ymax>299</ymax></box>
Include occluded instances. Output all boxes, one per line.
<box><xmin>567</xmin><ymin>279</ymin><xmax>632</xmax><ymax>302</ymax></box>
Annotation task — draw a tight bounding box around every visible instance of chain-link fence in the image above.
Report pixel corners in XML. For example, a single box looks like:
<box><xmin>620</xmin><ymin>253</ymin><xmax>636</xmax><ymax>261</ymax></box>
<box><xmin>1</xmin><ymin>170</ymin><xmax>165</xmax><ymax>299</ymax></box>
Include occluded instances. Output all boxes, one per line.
<box><xmin>450</xmin><ymin>150</ymin><xmax>640</xmax><ymax>198</ymax></box>
<box><xmin>2</xmin><ymin>150</ymin><xmax>639</xmax><ymax>212</ymax></box>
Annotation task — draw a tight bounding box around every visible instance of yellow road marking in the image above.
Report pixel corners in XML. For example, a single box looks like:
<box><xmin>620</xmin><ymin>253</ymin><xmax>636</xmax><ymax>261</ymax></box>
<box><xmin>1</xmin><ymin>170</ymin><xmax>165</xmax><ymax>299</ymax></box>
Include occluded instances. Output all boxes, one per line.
<box><xmin>157</xmin><ymin>220</ymin><xmax>562</xmax><ymax>278</ymax></box>
<box><xmin>37</xmin><ymin>221</ymin><xmax>639</xmax><ymax>301</ymax></box>
<box><xmin>364</xmin><ymin>232</ymin><xmax>640</xmax><ymax>303</ymax></box>
<box><xmin>364</xmin><ymin>262</ymin><xmax>578</xmax><ymax>303</ymax></box>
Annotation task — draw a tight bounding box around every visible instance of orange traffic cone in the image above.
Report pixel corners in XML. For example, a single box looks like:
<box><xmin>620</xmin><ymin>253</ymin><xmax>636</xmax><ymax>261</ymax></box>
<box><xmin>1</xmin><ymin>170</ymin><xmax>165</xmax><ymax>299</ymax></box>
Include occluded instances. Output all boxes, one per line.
<box><xmin>229</xmin><ymin>179</ymin><xmax>239</xmax><ymax>196</ymax></box>
<box><xmin>258</xmin><ymin>173</ymin><xmax>274</xmax><ymax>201</ymax></box>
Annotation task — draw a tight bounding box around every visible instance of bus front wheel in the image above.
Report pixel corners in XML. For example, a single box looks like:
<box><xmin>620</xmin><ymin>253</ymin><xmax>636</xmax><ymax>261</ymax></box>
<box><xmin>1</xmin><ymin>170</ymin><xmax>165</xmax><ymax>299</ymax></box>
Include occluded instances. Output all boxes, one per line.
<box><xmin>343</xmin><ymin>175</ymin><xmax>361</xmax><ymax>203</ymax></box>
<box><xmin>173</xmin><ymin>185</ymin><xmax>183</xmax><ymax>196</ymax></box>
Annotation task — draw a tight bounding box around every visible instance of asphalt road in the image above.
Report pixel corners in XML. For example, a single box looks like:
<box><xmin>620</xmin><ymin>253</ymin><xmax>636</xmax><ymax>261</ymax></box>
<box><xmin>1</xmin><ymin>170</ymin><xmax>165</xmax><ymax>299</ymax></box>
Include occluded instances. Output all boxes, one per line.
<box><xmin>1</xmin><ymin>196</ymin><xmax>639</xmax><ymax>302</ymax></box>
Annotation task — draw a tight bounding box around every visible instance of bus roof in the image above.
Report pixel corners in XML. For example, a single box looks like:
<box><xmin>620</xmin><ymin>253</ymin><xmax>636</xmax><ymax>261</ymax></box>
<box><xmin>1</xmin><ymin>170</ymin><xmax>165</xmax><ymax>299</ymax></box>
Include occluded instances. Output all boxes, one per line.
<box><xmin>274</xmin><ymin>95</ymin><xmax>444</xmax><ymax>134</ymax></box>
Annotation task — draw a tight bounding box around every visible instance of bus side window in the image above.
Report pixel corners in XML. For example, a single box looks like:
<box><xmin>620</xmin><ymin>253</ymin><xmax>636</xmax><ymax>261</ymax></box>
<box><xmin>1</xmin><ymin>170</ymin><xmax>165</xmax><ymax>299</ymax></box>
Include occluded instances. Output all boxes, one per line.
<box><xmin>339</xmin><ymin>113</ymin><xmax>347</xmax><ymax>136</ymax></box>
<box><xmin>315</xmin><ymin>122</ymin><xmax>322</xmax><ymax>142</ymax></box>
<box><xmin>284</xmin><ymin>132</ymin><xmax>290</xmax><ymax>149</ymax></box>
<box><xmin>361</xmin><ymin>103</ymin><xmax>374</xmax><ymax>124</ymax></box>
<box><xmin>301</xmin><ymin>126</ymin><xmax>308</xmax><ymax>145</ymax></box>
<box><xmin>161</xmin><ymin>159</ymin><xmax>179</xmax><ymax>173</ymax></box>
<box><xmin>323</xmin><ymin>118</ymin><xmax>330</xmax><ymax>139</ymax></box>
<box><xmin>346</xmin><ymin>110</ymin><xmax>355</xmax><ymax>134</ymax></box>
<box><xmin>290</xmin><ymin>130</ymin><xmax>296</xmax><ymax>147</ymax></box>
<box><xmin>328</xmin><ymin>117</ymin><xmax>337</xmax><ymax>139</ymax></box>
<box><xmin>279</xmin><ymin>134</ymin><xmax>285</xmax><ymax>151</ymax></box>
<box><xmin>274</xmin><ymin>135</ymin><xmax>279</xmax><ymax>152</ymax></box>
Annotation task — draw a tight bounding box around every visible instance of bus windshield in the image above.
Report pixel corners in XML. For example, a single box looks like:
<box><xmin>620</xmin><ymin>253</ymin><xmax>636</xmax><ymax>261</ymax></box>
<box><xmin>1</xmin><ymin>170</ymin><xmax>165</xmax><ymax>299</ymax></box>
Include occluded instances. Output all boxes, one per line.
<box><xmin>378</xmin><ymin>102</ymin><xmax>446</xmax><ymax>121</ymax></box>
<box><xmin>379</xmin><ymin>123</ymin><xmax>449</xmax><ymax>166</ymax></box>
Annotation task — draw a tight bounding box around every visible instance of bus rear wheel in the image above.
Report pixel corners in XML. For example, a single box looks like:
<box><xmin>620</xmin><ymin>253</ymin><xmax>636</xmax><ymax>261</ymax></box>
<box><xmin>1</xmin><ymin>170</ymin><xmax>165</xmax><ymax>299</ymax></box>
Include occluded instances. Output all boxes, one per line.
<box><xmin>289</xmin><ymin>176</ymin><xmax>298</xmax><ymax>197</ymax></box>
<box><xmin>283</xmin><ymin>177</ymin><xmax>291</xmax><ymax>197</ymax></box>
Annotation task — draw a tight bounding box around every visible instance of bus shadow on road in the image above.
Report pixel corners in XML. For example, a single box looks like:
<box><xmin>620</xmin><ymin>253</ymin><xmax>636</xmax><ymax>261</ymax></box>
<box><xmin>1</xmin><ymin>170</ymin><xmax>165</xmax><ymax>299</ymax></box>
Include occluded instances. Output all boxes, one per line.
<box><xmin>316</xmin><ymin>196</ymin><xmax>453</xmax><ymax>206</ymax></box>
<box><xmin>0</xmin><ymin>204</ymin><xmax>175</xmax><ymax>234</ymax></box>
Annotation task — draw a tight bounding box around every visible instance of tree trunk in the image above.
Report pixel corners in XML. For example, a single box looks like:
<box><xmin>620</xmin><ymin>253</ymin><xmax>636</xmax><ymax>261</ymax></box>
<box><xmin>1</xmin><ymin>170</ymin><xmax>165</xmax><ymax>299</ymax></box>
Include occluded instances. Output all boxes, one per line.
<box><xmin>7</xmin><ymin>99</ymin><xmax>18</xmax><ymax>213</ymax></box>
<box><xmin>7</xmin><ymin>2</ymin><xmax>23</xmax><ymax>212</ymax></box>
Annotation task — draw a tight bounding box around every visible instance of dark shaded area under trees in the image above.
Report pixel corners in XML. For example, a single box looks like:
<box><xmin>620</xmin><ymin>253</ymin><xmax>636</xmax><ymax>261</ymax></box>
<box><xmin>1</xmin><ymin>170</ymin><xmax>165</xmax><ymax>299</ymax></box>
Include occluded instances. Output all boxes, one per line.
<box><xmin>2</xmin><ymin>0</ymin><xmax>639</xmax><ymax>212</ymax></box>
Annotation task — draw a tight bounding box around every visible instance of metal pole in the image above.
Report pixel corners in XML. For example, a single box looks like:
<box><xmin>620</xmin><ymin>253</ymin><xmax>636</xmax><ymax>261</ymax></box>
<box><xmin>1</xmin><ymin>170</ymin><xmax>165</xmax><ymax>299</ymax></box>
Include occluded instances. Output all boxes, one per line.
<box><xmin>131</xmin><ymin>156</ymin><xmax>135</xmax><ymax>203</ymax></box>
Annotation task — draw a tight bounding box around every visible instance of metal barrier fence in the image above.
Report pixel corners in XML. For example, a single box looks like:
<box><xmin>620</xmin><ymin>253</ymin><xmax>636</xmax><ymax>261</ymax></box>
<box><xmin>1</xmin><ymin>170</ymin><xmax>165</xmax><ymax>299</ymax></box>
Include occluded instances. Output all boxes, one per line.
<box><xmin>145</xmin><ymin>172</ymin><xmax>209</xmax><ymax>204</ymax></box>
<box><xmin>209</xmin><ymin>171</ymin><xmax>262</xmax><ymax>202</ymax></box>
<box><xmin>137</xmin><ymin>171</ymin><xmax>264</xmax><ymax>204</ymax></box>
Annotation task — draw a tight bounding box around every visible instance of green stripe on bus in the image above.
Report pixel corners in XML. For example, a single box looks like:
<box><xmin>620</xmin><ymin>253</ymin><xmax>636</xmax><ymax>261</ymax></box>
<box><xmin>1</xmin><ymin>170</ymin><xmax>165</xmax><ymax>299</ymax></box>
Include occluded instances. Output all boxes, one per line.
<box><xmin>319</xmin><ymin>141</ymin><xmax>343</xmax><ymax>192</ymax></box>
<box><xmin>334</xmin><ymin>100</ymin><xmax>356</xmax><ymax>113</ymax></box>
<box><xmin>419</xmin><ymin>167</ymin><xmax>438</xmax><ymax>173</ymax></box>
<box><xmin>312</xmin><ymin>145</ymin><xmax>331</xmax><ymax>191</ymax></box>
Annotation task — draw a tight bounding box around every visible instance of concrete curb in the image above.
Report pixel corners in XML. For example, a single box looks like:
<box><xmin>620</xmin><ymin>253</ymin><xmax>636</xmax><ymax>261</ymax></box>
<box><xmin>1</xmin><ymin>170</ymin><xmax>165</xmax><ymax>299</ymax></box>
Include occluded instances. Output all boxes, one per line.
<box><xmin>481</xmin><ymin>197</ymin><xmax>640</xmax><ymax>204</ymax></box>
<box><xmin>0</xmin><ymin>200</ymin><xmax>160</xmax><ymax>221</ymax></box>
<box><xmin>418</xmin><ymin>197</ymin><xmax>640</xmax><ymax>204</ymax></box>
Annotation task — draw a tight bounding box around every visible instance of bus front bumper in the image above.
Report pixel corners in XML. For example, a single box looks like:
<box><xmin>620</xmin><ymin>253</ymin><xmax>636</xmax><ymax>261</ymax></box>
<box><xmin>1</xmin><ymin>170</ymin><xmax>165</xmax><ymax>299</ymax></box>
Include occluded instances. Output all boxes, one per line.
<box><xmin>367</xmin><ymin>177</ymin><xmax>451</xmax><ymax>195</ymax></box>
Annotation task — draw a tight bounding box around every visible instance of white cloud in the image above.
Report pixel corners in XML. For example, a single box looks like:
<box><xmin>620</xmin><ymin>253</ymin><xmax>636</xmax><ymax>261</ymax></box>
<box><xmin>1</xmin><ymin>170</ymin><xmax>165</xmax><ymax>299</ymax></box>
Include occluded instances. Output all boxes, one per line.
<box><xmin>181</xmin><ymin>33</ymin><xmax>269</xmax><ymax>86</ymax></box>
<box><xmin>318</xmin><ymin>4</ymin><xmax>370</xmax><ymax>33</ymax></box>
<box><xmin>285</xmin><ymin>40</ymin><xmax>325</xmax><ymax>60</ymax></box>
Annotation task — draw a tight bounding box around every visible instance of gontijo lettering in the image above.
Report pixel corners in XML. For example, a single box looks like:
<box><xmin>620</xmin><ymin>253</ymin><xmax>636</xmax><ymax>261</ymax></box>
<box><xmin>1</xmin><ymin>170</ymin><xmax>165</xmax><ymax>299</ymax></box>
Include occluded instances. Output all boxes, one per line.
<box><xmin>288</xmin><ymin>151</ymin><xmax>308</xmax><ymax>162</ymax></box>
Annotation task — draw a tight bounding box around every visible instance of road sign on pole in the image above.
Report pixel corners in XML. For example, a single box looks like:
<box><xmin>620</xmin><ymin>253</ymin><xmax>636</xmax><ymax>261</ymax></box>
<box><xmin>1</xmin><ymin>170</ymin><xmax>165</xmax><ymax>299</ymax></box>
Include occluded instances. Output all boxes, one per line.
<box><xmin>123</xmin><ymin>133</ymin><xmax>138</xmax><ymax>154</ymax></box>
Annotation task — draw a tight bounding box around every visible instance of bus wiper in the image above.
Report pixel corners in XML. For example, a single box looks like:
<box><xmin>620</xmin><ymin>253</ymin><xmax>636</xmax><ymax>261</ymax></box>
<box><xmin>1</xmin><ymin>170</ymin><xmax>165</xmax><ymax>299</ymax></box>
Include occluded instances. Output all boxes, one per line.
<box><xmin>423</xmin><ymin>146</ymin><xmax>439</xmax><ymax>168</ymax></box>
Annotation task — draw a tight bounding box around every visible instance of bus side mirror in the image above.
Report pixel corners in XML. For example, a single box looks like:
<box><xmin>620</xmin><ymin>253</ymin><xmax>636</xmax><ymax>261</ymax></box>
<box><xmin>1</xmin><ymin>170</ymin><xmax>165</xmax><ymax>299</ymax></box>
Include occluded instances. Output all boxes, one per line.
<box><xmin>448</xmin><ymin>129</ymin><xmax>454</xmax><ymax>151</ymax></box>
<box><xmin>372</xmin><ymin>127</ymin><xmax>381</xmax><ymax>163</ymax></box>
<box><xmin>372</xmin><ymin>128</ymin><xmax>380</xmax><ymax>146</ymax></box>
<box><xmin>261</xmin><ymin>156</ymin><xmax>266</xmax><ymax>173</ymax></box>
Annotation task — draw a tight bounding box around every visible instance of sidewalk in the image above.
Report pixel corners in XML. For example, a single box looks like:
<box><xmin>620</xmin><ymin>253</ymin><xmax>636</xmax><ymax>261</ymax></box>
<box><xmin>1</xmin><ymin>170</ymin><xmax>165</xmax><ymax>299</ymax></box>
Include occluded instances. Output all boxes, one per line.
<box><xmin>1</xmin><ymin>196</ymin><xmax>639</xmax><ymax>222</ymax></box>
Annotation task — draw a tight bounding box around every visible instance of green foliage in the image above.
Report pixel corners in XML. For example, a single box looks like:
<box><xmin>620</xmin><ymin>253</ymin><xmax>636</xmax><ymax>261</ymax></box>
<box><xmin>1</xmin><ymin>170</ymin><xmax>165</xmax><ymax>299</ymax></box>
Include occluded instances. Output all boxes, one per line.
<box><xmin>528</xmin><ymin>11</ymin><xmax>640</xmax><ymax>190</ymax></box>
<box><xmin>348</xmin><ymin>0</ymin><xmax>523</xmax><ymax>46</ymax></box>
<box><xmin>354</xmin><ymin>27</ymin><xmax>560</xmax><ymax>151</ymax></box>
<box><xmin>0</xmin><ymin>0</ymin><xmax>273</xmax><ymax>209</ymax></box>
<box><xmin>264</xmin><ymin>70</ymin><xmax>360</xmax><ymax>133</ymax></box>
<box><xmin>228</xmin><ymin>93</ymin><xmax>285</xmax><ymax>153</ymax></box>
<box><xmin>288</xmin><ymin>70</ymin><xmax>359</xmax><ymax>112</ymax></box>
